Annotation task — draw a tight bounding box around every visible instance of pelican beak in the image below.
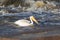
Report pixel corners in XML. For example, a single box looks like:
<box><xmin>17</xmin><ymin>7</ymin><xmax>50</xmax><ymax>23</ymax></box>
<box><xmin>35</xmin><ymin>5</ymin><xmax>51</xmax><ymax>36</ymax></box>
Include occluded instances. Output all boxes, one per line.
<box><xmin>31</xmin><ymin>16</ymin><xmax>39</xmax><ymax>24</ymax></box>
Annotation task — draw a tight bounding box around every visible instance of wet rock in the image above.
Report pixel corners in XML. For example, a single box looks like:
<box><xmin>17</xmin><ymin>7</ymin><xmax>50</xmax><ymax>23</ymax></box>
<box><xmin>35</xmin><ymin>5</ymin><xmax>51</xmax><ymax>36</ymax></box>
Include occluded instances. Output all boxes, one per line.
<box><xmin>0</xmin><ymin>0</ymin><xmax>25</xmax><ymax>7</ymax></box>
<box><xmin>26</xmin><ymin>1</ymin><xmax>46</xmax><ymax>12</ymax></box>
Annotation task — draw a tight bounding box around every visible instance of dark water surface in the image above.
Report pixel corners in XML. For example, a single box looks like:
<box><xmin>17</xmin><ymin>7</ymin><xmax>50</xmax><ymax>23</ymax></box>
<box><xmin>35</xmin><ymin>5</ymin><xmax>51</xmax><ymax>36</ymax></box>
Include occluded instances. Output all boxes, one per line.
<box><xmin>0</xmin><ymin>12</ymin><xmax>60</xmax><ymax>37</ymax></box>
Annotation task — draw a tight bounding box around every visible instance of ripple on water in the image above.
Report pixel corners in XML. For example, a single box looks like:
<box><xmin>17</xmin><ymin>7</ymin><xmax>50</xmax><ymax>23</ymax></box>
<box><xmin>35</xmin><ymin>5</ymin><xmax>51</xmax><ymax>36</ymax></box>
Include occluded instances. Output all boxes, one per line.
<box><xmin>0</xmin><ymin>11</ymin><xmax>60</xmax><ymax>37</ymax></box>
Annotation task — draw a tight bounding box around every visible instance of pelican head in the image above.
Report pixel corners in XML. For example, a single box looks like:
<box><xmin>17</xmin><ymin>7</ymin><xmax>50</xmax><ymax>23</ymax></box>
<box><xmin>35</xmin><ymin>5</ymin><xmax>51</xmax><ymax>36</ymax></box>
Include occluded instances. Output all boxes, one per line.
<box><xmin>30</xmin><ymin>16</ymin><xmax>39</xmax><ymax>24</ymax></box>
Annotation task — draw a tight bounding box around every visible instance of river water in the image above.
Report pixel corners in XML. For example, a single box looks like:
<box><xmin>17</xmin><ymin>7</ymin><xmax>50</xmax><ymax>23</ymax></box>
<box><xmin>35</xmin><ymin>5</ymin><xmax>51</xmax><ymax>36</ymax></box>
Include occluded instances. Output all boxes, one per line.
<box><xmin>0</xmin><ymin>11</ymin><xmax>60</xmax><ymax>37</ymax></box>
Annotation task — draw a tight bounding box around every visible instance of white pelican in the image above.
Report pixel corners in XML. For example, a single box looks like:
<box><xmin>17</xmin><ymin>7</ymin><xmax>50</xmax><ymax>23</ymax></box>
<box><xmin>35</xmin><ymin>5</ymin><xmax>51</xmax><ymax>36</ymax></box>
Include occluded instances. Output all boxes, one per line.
<box><xmin>14</xmin><ymin>16</ymin><xmax>39</xmax><ymax>27</ymax></box>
